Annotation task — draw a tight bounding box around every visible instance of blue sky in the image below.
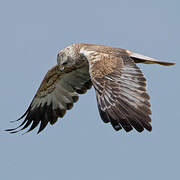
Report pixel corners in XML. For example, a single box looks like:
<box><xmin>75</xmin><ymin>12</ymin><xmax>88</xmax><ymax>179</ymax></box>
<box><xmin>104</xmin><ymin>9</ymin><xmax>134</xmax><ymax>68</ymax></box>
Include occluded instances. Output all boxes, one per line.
<box><xmin>0</xmin><ymin>0</ymin><xmax>180</xmax><ymax>179</ymax></box>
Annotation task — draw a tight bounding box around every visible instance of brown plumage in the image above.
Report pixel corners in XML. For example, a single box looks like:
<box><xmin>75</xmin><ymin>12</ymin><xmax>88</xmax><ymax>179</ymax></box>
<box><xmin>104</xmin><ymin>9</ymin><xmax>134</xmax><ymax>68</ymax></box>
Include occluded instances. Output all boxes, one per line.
<box><xmin>6</xmin><ymin>43</ymin><xmax>175</xmax><ymax>134</ymax></box>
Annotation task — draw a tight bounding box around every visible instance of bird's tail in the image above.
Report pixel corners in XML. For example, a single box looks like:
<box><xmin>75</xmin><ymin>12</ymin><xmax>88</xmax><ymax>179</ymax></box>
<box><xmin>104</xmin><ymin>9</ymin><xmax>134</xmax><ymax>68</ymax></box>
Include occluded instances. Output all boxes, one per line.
<box><xmin>128</xmin><ymin>51</ymin><xmax>176</xmax><ymax>66</ymax></box>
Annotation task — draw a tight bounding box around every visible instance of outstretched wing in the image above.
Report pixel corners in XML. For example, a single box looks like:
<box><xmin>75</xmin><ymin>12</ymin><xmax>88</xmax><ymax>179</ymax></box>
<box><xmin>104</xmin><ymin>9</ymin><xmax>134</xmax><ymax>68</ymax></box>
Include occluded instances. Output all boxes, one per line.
<box><xmin>87</xmin><ymin>50</ymin><xmax>152</xmax><ymax>132</ymax></box>
<box><xmin>7</xmin><ymin>65</ymin><xmax>91</xmax><ymax>134</ymax></box>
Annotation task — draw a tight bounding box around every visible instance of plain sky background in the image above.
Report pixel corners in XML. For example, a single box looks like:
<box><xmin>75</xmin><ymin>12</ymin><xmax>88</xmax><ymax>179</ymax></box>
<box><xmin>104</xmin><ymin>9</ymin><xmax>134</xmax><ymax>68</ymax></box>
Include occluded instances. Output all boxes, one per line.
<box><xmin>0</xmin><ymin>0</ymin><xmax>179</xmax><ymax>179</ymax></box>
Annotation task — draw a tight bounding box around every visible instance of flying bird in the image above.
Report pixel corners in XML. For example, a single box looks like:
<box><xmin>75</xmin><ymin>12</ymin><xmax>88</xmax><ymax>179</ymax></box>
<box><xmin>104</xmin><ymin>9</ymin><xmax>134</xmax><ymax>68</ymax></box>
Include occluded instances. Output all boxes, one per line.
<box><xmin>6</xmin><ymin>43</ymin><xmax>175</xmax><ymax>134</ymax></box>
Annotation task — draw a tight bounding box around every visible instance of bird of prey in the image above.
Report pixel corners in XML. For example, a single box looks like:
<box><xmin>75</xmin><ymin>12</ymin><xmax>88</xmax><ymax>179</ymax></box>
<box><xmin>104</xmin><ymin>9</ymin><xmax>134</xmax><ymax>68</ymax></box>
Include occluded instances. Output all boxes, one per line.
<box><xmin>7</xmin><ymin>43</ymin><xmax>175</xmax><ymax>134</ymax></box>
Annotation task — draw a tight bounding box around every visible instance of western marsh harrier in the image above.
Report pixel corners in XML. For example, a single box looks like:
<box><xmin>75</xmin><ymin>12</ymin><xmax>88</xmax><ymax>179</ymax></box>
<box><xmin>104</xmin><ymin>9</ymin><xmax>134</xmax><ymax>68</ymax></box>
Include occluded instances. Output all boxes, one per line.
<box><xmin>7</xmin><ymin>44</ymin><xmax>175</xmax><ymax>134</ymax></box>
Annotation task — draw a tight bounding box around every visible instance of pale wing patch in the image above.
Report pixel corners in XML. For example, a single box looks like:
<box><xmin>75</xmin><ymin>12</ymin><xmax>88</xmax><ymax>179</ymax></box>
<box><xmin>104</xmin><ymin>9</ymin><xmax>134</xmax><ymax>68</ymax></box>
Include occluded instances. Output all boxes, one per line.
<box><xmin>7</xmin><ymin>65</ymin><xmax>91</xmax><ymax>134</ymax></box>
<box><xmin>80</xmin><ymin>48</ymin><xmax>95</xmax><ymax>57</ymax></box>
<box><xmin>127</xmin><ymin>50</ymin><xmax>175</xmax><ymax>66</ymax></box>
<box><xmin>127</xmin><ymin>50</ymin><xmax>157</xmax><ymax>62</ymax></box>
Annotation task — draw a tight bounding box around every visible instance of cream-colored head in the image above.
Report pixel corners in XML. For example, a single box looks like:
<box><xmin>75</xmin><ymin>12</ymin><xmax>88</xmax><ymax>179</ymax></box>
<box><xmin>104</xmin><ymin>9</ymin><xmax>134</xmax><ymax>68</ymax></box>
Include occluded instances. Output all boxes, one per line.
<box><xmin>57</xmin><ymin>44</ymin><xmax>88</xmax><ymax>69</ymax></box>
<box><xmin>57</xmin><ymin>45</ymin><xmax>77</xmax><ymax>67</ymax></box>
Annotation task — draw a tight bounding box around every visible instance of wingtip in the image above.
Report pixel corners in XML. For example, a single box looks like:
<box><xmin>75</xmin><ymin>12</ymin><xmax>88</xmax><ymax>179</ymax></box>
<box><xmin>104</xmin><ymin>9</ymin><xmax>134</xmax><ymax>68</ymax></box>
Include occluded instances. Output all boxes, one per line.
<box><xmin>5</xmin><ymin>129</ymin><xmax>13</xmax><ymax>133</ymax></box>
<box><xmin>160</xmin><ymin>62</ymin><xmax>176</xmax><ymax>66</ymax></box>
<box><xmin>170</xmin><ymin>62</ymin><xmax>176</xmax><ymax>66</ymax></box>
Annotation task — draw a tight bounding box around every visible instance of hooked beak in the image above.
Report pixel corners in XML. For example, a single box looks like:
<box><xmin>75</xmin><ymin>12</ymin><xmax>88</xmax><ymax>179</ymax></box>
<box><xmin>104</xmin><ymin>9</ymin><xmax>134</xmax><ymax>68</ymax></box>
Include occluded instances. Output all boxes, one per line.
<box><xmin>59</xmin><ymin>66</ymin><xmax>64</xmax><ymax>71</ymax></box>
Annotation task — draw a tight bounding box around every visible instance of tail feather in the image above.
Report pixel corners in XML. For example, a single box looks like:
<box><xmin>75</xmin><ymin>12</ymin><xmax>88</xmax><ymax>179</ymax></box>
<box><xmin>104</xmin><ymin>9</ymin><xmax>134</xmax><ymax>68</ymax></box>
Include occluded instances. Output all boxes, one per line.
<box><xmin>128</xmin><ymin>51</ymin><xmax>176</xmax><ymax>66</ymax></box>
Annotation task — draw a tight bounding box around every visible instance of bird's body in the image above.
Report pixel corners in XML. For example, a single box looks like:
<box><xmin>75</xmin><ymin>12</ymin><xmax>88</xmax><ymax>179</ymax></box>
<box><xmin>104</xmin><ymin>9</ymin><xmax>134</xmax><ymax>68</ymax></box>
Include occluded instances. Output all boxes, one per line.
<box><xmin>7</xmin><ymin>43</ymin><xmax>175</xmax><ymax>134</ymax></box>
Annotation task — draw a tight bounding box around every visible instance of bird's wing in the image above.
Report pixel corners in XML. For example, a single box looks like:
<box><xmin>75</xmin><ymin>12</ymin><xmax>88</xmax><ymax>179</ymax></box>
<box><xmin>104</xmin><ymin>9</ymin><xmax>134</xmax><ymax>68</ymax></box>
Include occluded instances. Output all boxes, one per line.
<box><xmin>80</xmin><ymin>43</ymin><xmax>175</xmax><ymax>66</ymax></box>
<box><xmin>127</xmin><ymin>50</ymin><xmax>176</xmax><ymax>66</ymax></box>
<box><xmin>7</xmin><ymin>65</ymin><xmax>91</xmax><ymax>134</ymax></box>
<box><xmin>81</xmin><ymin>45</ymin><xmax>152</xmax><ymax>132</ymax></box>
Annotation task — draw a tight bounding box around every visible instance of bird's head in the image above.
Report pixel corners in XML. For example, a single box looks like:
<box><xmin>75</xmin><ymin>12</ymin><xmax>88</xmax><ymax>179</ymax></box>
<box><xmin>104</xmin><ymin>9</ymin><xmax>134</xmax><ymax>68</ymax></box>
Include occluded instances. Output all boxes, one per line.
<box><xmin>57</xmin><ymin>49</ymin><xmax>75</xmax><ymax>71</ymax></box>
<box><xmin>57</xmin><ymin>44</ymin><xmax>88</xmax><ymax>71</ymax></box>
<box><xmin>57</xmin><ymin>51</ymin><xmax>72</xmax><ymax>69</ymax></box>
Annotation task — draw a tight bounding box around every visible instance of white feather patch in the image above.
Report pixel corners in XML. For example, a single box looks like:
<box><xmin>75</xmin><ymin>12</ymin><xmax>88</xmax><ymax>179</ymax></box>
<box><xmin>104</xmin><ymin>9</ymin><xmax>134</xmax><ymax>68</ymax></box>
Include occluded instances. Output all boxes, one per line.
<box><xmin>80</xmin><ymin>48</ymin><xmax>95</xmax><ymax>57</ymax></box>
<box><xmin>127</xmin><ymin>50</ymin><xmax>160</xmax><ymax>62</ymax></box>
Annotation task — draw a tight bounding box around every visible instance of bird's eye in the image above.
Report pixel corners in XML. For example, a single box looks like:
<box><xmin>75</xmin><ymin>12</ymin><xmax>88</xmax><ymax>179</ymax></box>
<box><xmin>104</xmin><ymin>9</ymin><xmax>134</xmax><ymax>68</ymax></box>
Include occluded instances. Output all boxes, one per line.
<box><xmin>62</xmin><ymin>62</ymin><xmax>68</xmax><ymax>66</ymax></box>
